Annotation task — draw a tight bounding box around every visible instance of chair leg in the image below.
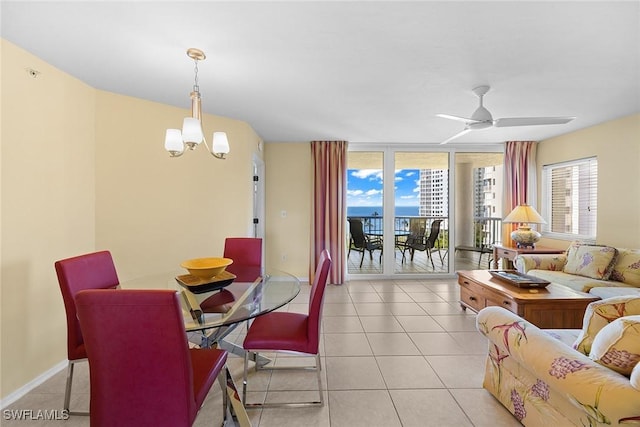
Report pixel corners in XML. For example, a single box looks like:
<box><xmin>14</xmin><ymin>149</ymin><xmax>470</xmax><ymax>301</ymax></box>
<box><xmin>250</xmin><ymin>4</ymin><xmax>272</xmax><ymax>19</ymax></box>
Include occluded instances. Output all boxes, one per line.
<box><xmin>217</xmin><ymin>368</ymin><xmax>230</xmax><ymax>424</ymax></box>
<box><xmin>242</xmin><ymin>351</ymin><xmax>323</xmax><ymax>408</ymax></box>
<box><xmin>64</xmin><ymin>360</ymin><xmax>89</xmax><ymax>416</ymax></box>
<box><xmin>242</xmin><ymin>351</ymin><xmax>250</xmax><ymax>405</ymax></box>
<box><xmin>315</xmin><ymin>353</ymin><xmax>324</xmax><ymax>406</ymax></box>
<box><xmin>426</xmin><ymin>248</ymin><xmax>435</xmax><ymax>269</ymax></box>
<box><xmin>359</xmin><ymin>251</ymin><xmax>365</xmax><ymax>268</ymax></box>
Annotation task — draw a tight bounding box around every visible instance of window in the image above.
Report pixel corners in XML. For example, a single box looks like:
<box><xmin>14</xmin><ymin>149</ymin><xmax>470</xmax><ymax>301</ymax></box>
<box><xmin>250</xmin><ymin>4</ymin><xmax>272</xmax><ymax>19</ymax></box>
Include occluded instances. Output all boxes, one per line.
<box><xmin>542</xmin><ymin>157</ymin><xmax>597</xmax><ymax>242</ymax></box>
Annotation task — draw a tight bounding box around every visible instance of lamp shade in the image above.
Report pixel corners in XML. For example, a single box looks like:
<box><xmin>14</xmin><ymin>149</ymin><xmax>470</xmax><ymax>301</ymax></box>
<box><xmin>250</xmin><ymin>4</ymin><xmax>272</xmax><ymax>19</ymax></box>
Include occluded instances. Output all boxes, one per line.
<box><xmin>182</xmin><ymin>117</ymin><xmax>204</xmax><ymax>145</ymax></box>
<box><xmin>212</xmin><ymin>132</ymin><xmax>230</xmax><ymax>155</ymax></box>
<box><xmin>503</xmin><ymin>204</ymin><xmax>546</xmax><ymax>225</ymax></box>
<box><xmin>164</xmin><ymin>129</ymin><xmax>184</xmax><ymax>154</ymax></box>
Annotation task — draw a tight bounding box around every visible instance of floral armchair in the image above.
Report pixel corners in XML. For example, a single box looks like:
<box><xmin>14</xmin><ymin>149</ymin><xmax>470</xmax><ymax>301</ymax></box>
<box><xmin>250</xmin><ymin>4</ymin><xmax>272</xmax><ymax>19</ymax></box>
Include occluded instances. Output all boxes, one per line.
<box><xmin>476</xmin><ymin>303</ymin><xmax>640</xmax><ymax>426</ymax></box>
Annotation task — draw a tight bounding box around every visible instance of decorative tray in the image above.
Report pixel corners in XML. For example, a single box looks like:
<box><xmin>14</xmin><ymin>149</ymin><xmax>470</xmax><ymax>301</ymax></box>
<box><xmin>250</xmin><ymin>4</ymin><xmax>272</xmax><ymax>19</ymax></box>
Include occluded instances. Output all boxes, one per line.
<box><xmin>489</xmin><ymin>270</ymin><xmax>551</xmax><ymax>288</ymax></box>
<box><xmin>175</xmin><ymin>271</ymin><xmax>236</xmax><ymax>294</ymax></box>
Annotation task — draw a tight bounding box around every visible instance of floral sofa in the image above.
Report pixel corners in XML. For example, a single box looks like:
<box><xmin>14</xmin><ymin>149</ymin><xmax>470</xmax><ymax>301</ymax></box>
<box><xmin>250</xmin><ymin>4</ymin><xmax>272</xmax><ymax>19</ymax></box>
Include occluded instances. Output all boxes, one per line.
<box><xmin>477</xmin><ymin>297</ymin><xmax>640</xmax><ymax>426</ymax></box>
<box><xmin>514</xmin><ymin>243</ymin><xmax>640</xmax><ymax>298</ymax></box>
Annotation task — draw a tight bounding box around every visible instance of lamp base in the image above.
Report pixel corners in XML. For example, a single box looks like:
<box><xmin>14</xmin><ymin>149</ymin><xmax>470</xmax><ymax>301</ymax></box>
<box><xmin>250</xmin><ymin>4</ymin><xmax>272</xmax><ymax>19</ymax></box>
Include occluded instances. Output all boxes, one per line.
<box><xmin>510</xmin><ymin>226</ymin><xmax>541</xmax><ymax>249</ymax></box>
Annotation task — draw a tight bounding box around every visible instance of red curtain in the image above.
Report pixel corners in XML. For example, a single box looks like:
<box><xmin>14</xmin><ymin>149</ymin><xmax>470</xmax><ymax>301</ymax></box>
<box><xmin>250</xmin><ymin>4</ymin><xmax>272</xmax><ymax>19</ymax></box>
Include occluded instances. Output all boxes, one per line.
<box><xmin>310</xmin><ymin>141</ymin><xmax>347</xmax><ymax>285</ymax></box>
<box><xmin>503</xmin><ymin>141</ymin><xmax>538</xmax><ymax>246</ymax></box>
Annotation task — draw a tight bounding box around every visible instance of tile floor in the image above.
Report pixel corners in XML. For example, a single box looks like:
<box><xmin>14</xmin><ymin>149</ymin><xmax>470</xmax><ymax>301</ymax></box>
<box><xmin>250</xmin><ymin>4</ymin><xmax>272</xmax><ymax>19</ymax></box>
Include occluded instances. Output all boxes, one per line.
<box><xmin>3</xmin><ymin>278</ymin><xmax>521</xmax><ymax>426</ymax></box>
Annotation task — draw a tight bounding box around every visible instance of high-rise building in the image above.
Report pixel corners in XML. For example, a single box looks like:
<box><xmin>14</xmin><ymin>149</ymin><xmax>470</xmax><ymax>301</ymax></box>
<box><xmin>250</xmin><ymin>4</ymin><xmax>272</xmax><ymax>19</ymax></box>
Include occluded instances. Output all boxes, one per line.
<box><xmin>419</xmin><ymin>169</ymin><xmax>448</xmax><ymax>217</ymax></box>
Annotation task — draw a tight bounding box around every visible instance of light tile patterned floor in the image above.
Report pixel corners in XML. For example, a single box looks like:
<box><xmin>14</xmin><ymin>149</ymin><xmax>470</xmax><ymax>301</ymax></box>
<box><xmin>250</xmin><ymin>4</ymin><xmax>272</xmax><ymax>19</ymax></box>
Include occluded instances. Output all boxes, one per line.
<box><xmin>3</xmin><ymin>278</ymin><xmax>521</xmax><ymax>427</ymax></box>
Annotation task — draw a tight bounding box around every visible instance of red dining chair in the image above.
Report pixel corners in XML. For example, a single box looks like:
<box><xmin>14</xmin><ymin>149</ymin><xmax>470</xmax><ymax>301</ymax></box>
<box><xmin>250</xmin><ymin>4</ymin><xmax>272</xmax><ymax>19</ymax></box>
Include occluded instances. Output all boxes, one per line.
<box><xmin>54</xmin><ymin>250</ymin><xmax>120</xmax><ymax>415</ymax></box>
<box><xmin>223</xmin><ymin>237</ymin><xmax>262</xmax><ymax>282</ymax></box>
<box><xmin>197</xmin><ymin>237</ymin><xmax>262</xmax><ymax>313</ymax></box>
<box><xmin>242</xmin><ymin>249</ymin><xmax>332</xmax><ymax>407</ymax></box>
<box><xmin>75</xmin><ymin>289</ymin><xmax>231</xmax><ymax>426</ymax></box>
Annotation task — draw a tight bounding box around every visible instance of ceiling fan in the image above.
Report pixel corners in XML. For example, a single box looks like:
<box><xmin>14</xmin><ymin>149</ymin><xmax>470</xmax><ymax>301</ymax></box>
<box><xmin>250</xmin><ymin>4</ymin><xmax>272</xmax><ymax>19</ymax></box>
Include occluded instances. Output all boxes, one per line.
<box><xmin>437</xmin><ymin>85</ymin><xmax>575</xmax><ymax>144</ymax></box>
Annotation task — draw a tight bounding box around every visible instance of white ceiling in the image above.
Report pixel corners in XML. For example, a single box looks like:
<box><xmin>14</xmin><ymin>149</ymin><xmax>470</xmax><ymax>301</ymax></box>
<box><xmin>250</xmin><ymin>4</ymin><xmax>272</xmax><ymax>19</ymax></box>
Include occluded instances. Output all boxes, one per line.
<box><xmin>2</xmin><ymin>1</ymin><xmax>639</xmax><ymax>145</ymax></box>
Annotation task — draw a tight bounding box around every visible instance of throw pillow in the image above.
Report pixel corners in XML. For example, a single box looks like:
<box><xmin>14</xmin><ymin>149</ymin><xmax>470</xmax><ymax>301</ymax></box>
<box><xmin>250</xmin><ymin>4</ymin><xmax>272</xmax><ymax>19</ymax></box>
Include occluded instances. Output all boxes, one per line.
<box><xmin>563</xmin><ymin>242</ymin><xmax>618</xmax><ymax>280</ymax></box>
<box><xmin>573</xmin><ymin>296</ymin><xmax>640</xmax><ymax>355</ymax></box>
<box><xmin>609</xmin><ymin>248</ymin><xmax>640</xmax><ymax>287</ymax></box>
<box><xmin>589</xmin><ymin>315</ymin><xmax>640</xmax><ymax>376</ymax></box>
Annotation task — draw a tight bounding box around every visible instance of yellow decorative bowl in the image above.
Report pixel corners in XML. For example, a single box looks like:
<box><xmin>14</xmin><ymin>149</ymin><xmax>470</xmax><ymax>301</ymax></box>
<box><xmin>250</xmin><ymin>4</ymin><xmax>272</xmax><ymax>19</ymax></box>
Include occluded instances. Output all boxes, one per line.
<box><xmin>181</xmin><ymin>257</ymin><xmax>233</xmax><ymax>280</ymax></box>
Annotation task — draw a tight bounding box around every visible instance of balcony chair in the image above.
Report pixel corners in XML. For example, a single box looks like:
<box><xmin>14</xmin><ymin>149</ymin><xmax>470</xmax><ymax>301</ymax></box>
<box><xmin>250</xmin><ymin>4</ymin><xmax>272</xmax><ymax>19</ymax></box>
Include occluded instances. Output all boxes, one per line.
<box><xmin>242</xmin><ymin>249</ymin><xmax>332</xmax><ymax>408</ymax></box>
<box><xmin>75</xmin><ymin>289</ymin><xmax>232</xmax><ymax>426</ymax></box>
<box><xmin>402</xmin><ymin>219</ymin><xmax>444</xmax><ymax>268</ymax></box>
<box><xmin>347</xmin><ymin>218</ymin><xmax>382</xmax><ymax>268</ymax></box>
<box><xmin>54</xmin><ymin>250</ymin><xmax>120</xmax><ymax>416</ymax></box>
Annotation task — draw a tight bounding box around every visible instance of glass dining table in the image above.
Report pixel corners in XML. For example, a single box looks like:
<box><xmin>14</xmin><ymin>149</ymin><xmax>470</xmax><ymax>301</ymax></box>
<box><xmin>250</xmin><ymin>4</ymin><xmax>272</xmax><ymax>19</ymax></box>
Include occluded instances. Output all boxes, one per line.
<box><xmin>122</xmin><ymin>269</ymin><xmax>301</xmax><ymax>349</ymax></box>
<box><xmin>121</xmin><ymin>270</ymin><xmax>301</xmax><ymax>427</ymax></box>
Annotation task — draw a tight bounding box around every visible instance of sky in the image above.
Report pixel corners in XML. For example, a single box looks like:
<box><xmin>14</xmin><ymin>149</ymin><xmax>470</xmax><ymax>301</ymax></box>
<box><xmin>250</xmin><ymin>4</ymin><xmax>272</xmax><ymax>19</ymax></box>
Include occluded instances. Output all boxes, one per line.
<box><xmin>347</xmin><ymin>169</ymin><xmax>420</xmax><ymax>207</ymax></box>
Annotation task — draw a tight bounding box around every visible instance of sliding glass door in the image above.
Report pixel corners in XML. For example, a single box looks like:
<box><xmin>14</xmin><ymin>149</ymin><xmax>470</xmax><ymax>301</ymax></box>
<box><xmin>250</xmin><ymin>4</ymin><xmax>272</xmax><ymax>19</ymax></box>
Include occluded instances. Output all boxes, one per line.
<box><xmin>394</xmin><ymin>152</ymin><xmax>450</xmax><ymax>274</ymax></box>
<box><xmin>347</xmin><ymin>147</ymin><xmax>504</xmax><ymax>277</ymax></box>
<box><xmin>347</xmin><ymin>151</ymin><xmax>384</xmax><ymax>275</ymax></box>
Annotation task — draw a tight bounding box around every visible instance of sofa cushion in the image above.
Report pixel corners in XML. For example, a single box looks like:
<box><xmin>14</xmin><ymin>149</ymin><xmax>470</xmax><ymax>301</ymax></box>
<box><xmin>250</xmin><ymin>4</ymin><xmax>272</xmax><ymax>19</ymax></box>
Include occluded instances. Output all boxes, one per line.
<box><xmin>589</xmin><ymin>315</ymin><xmax>640</xmax><ymax>376</ymax></box>
<box><xmin>525</xmin><ymin>269</ymin><xmax>614</xmax><ymax>293</ymax></box>
<box><xmin>632</xmin><ymin>362</ymin><xmax>640</xmax><ymax>390</ymax></box>
<box><xmin>563</xmin><ymin>243</ymin><xmax>618</xmax><ymax>280</ymax></box>
<box><xmin>609</xmin><ymin>248</ymin><xmax>640</xmax><ymax>287</ymax></box>
<box><xmin>573</xmin><ymin>296</ymin><xmax>640</xmax><ymax>355</ymax></box>
<box><xmin>589</xmin><ymin>286</ymin><xmax>640</xmax><ymax>299</ymax></box>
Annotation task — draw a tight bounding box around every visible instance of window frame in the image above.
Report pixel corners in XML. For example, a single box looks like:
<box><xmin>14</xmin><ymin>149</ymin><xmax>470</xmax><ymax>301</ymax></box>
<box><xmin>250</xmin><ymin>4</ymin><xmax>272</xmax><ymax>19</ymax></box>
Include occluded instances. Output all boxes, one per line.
<box><xmin>541</xmin><ymin>157</ymin><xmax>597</xmax><ymax>243</ymax></box>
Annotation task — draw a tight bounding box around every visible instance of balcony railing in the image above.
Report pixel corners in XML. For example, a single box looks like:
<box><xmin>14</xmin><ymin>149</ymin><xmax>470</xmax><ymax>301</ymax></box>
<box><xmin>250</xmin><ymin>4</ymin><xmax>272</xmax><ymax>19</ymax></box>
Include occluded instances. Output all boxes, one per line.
<box><xmin>347</xmin><ymin>215</ymin><xmax>502</xmax><ymax>255</ymax></box>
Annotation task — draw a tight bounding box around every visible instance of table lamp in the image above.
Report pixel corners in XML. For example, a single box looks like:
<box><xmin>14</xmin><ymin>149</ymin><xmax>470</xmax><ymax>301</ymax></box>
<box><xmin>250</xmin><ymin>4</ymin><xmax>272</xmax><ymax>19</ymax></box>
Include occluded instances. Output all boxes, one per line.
<box><xmin>503</xmin><ymin>204</ymin><xmax>547</xmax><ymax>248</ymax></box>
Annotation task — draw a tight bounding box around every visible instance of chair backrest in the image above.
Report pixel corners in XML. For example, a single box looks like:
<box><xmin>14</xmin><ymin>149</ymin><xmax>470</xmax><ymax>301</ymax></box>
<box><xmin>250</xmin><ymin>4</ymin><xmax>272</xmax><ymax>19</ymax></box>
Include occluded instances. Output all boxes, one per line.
<box><xmin>406</xmin><ymin>218</ymin><xmax>426</xmax><ymax>245</ymax></box>
<box><xmin>223</xmin><ymin>237</ymin><xmax>262</xmax><ymax>282</ymax></box>
<box><xmin>348</xmin><ymin>218</ymin><xmax>366</xmax><ymax>248</ymax></box>
<box><xmin>307</xmin><ymin>250</ymin><xmax>332</xmax><ymax>354</ymax></box>
<box><xmin>75</xmin><ymin>289</ymin><xmax>197</xmax><ymax>426</ymax></box>
<box><xmin>425</xmin><ymin>220</ymin><xmax>443</xmax><ymax>248</ymax></box>
<box><xmin>55</xmin><ymin>250</ymin><xmax>119</xmax><ymax>360</ymax></box>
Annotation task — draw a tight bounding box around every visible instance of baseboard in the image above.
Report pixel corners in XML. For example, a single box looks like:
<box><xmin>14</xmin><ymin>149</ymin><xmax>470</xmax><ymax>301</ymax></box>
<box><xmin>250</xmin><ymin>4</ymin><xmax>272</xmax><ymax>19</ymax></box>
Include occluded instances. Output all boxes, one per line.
<box><xmin>0</xmin><ymin>360</ymin><xmax>67</xmax><ymax>409</ymax></box>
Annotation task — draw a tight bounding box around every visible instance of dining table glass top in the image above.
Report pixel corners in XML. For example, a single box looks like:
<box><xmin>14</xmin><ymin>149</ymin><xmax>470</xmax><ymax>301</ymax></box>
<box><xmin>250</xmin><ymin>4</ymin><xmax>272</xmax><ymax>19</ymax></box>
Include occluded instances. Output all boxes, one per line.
<box><xmin>121</xmin><ymin>270</ymin><xmax>301</xmax><ymax>332</ymax></box>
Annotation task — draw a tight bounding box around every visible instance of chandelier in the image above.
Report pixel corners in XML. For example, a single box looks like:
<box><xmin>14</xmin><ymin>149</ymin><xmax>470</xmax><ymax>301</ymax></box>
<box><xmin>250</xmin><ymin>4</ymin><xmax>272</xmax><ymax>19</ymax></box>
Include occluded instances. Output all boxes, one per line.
<box><xmin>164</xmin><ymin>48</ymin><xmax>230</xmax><ymax>159</ymax></box>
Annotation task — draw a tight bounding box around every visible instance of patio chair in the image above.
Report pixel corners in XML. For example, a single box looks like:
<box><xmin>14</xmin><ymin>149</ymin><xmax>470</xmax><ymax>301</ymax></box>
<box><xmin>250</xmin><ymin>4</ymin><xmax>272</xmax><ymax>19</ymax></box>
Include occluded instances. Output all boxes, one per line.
<box><xmin>348</xmin><ymin>218</ymin><xmax>383</xmax><ymax>268</ymax></box>
<box><xmin>402</xmin><ymin>219</ymin><xmax>443</xmax><ymax>268</ymax></box>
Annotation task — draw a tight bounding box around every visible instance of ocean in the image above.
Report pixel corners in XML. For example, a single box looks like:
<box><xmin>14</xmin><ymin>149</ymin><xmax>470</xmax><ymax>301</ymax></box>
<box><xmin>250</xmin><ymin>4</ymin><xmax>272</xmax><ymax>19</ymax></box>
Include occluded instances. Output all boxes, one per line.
<box><xmin>347</xmin><ymin>206</ymin><xmax>419</xmax><ymax>217</ymax></box>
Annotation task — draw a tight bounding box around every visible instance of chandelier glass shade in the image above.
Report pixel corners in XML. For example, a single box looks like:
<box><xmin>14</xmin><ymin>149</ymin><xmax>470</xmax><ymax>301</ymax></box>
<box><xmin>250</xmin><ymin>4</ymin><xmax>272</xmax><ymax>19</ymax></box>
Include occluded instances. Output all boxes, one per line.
<box><xmin>164</xmin><ymin>48</ymin><xmax>229</xmax><ymax>159</ymax></box>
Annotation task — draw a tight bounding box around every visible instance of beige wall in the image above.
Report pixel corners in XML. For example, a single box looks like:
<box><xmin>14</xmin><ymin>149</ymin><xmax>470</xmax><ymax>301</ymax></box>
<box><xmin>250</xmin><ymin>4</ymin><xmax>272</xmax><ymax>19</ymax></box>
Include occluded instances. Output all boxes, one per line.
<box><xmin>95</xmin><ymin>91</ymin><xmax>262</xmax><ymax>280</ymax></box>
<box><xmin>536</xmin><ymin>114</ymin><xmax>640</xmax><ymax>249</ymax></box>
<box><xmin>264</xmin><ymin>143</ymin><xmax>311</xmax><ymax>278</ymax></box>
<box><xmin>1</xmin><ymin>40</ymin><xmax>96</xmax><ymax>397</ymax></box>
<box><xmin>1</xmin><ymin>39</ymin><xmax>262</xmax><ymax>400</ymax></box>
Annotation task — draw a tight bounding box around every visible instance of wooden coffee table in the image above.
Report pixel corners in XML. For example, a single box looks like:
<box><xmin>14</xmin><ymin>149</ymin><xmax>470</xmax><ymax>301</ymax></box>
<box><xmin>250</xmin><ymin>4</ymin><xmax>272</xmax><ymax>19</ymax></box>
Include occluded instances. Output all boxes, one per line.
<box><xmin>457</xmin><ymin>270</ymin><xmax>599</xmax><ymax>329</ymax></box>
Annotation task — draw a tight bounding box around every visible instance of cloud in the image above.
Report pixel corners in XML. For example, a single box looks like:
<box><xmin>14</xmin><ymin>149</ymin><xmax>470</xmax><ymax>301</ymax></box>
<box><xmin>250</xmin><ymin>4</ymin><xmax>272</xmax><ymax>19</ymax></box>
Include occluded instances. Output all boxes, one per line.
<box><xmin>405</xmin><ymin>171</ymin><xmax>415</xmax><ymax>177</ymax></box>
<box><xmin>351</xmin><ymin>169</ymin><xmax>382</xmax><ymax>180</ymax></box>
<box><xmin>400</xmin><ymin>195</ymin><xmax>415</xmax><ymax>199</ymax></box>
<box><xmin>365</xmin><ymin>189</ymin><xmax>382</xmax><ymax>196</ymax></box>
<box><xmin>347</xmin><ymin>189</ymin><xmax>364</xmax><ymax>196</ymax></box>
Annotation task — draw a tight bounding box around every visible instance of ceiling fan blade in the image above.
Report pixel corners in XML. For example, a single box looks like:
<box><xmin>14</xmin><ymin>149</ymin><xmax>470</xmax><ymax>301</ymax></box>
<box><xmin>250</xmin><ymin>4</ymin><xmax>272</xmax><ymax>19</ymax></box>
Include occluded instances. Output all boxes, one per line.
<box><xmin>440</xmin><ymin>128</ymin><xmax>471</xmax><ymax>145</ymax></box>
<box><xmin>494</xmin><ymin>116</ymin><xmax>575</xmax><ymax>127</ymax></box>
<box><xmin>436</xmin><ymin>114</ymin><xmax>479</xmax><ymax>124</ymax></box>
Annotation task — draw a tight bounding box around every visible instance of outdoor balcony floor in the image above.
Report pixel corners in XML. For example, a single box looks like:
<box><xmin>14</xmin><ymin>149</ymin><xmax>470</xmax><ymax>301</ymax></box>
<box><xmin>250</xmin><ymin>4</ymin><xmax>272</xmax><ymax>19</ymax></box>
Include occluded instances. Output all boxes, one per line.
<box><xmin>347</xmin><ymin>247</ymin><xmax>492</xmax><ymax>275</ymax></box>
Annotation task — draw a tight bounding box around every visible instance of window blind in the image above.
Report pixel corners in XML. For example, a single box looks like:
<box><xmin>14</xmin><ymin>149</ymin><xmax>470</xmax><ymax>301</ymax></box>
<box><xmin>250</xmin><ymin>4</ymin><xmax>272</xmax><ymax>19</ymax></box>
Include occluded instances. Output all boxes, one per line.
<box><xmin>542</xmin><ymin>157</ymin><xmax>597</xmax><ymax>241</ymax></box>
